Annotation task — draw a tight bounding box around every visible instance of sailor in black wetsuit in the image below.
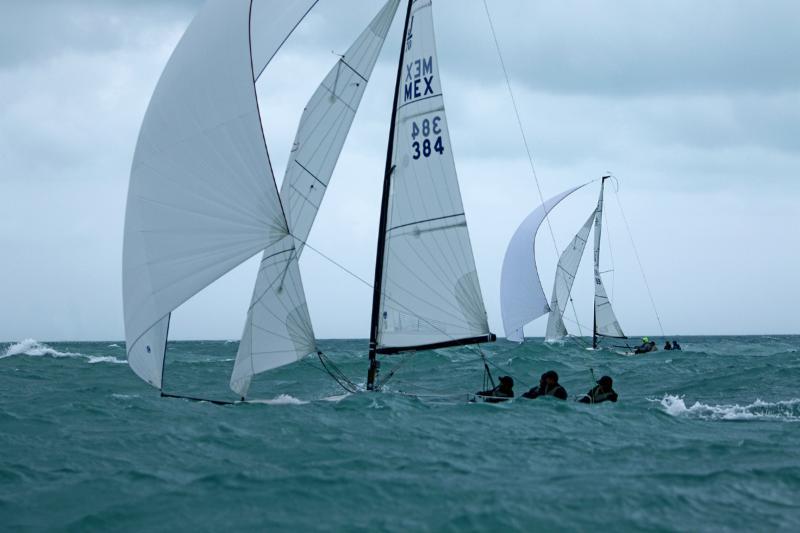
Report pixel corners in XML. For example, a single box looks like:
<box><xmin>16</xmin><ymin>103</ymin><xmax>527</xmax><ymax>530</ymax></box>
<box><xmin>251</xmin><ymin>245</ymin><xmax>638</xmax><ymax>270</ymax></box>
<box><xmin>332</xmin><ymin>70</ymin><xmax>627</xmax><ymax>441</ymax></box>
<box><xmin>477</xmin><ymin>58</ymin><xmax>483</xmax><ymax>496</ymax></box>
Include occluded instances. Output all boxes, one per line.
<box><xmin>672</xmin><ymin>340</ymin><xmax>682</xmax><ymax>350</ymax></box>
<box><xmin>476</xmin><ymin>375</ymin><xmax>514</xmax><ymax>403</ymax></box>
<box><xmin>522</xmin><ymin>370</ymin><xmax>567</xmax><ymax>400</ymax></box>
<box><xmin>578</xmin><ymin>375</ymin><xmax>618</xmax><ymax>404</ymax></box>
<box><xmin>664</xmin><ymin>341</ymin><xmax>673</xmax><ymax>351</ymax></box>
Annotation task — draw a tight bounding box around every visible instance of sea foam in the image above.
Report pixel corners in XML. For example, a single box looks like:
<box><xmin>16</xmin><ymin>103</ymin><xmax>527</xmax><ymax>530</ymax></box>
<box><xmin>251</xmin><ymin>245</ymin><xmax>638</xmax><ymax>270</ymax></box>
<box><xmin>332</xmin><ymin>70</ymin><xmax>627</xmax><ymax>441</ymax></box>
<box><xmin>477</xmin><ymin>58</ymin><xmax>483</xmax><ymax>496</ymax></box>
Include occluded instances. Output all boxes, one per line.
<box><xmin>658</xmin><ymin>394</ymin><xmax>800</xmax><ymax>421</ymax></box>
<box><xmin>247</xmin><ymin>394</ymin><xmax>309</xmax><ymax>405</ymax></box>
<box><xmin>1</xmin><ymin>339</ymin><xmax>125</xmax><ymax>365</ymax></box>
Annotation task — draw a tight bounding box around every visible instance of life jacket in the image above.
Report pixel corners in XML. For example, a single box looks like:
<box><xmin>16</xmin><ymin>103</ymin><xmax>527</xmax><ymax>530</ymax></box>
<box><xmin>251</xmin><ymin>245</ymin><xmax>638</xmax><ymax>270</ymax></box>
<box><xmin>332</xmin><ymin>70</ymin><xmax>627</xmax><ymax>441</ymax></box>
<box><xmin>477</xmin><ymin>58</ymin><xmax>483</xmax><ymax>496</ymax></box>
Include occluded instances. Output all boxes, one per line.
<box><xmin>585</xmin><ymin>385</ymin><xmax>617</xmax><ymax>404</ymax></box>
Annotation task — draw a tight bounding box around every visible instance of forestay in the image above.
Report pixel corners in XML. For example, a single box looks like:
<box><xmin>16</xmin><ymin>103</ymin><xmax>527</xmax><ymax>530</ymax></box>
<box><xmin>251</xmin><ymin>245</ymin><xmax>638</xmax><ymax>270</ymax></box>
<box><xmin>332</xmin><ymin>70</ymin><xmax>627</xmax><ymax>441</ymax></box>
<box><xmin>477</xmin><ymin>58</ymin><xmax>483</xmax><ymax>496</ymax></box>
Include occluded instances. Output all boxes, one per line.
<box><xmin>500</xmin><ymin>185</ymin><xmax>585</xmax><ymax>343</ymax></box>
<box><xmin>122</xmin><ymin>0</ymin><xmax>313</xmax><ymax>389</ymax></box>
<box><xmin>544</xmin><ymin>211</ymin><xmax>595</xmax><ymax>342</ymax></box>
<box><xmin>231</xmin><ymin>0</ymin><xmax>399</xmax><ymax>397</ymax></box>
<box><xmin>593</xmin><ymin>180</ymin><xmax>625</xmax><ymax>338</ymax></box>
<box><xmin>376</xmin><ymin>0</ymin><xmax>489</xmax><ymax>352</ymax></box>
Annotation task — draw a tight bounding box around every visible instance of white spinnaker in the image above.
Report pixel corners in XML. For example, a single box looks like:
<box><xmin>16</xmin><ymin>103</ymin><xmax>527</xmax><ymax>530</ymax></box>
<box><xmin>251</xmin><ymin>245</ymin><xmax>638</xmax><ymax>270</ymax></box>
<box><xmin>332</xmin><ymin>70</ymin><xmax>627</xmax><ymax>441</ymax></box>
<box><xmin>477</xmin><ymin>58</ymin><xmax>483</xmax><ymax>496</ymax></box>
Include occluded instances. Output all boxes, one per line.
<box><xmin>122</xmin><ymin>0</ymin><xmax>312</xmax><ymax>389</ymax></box>
<box><xmin>376</xmin><ymin>0</ymin><xmax>489</xmax><ymax>351</ymax></box>
<box><xmin>251</xmin><ymin>0</ymin><xmax>319</xmax><ymax>80</ymax></box>
<box><xmin>231</xmin><ymin>0</ymin><xmax>399</xmax><ymax>397</ymax></box>
<box><xmin>281</xmin><ymin>0</ymin><xmax>399</xmax><ymax>249</ymax></box>
<box><xmin>500</xmin><ymin>184</ymin><xmax>585</xmax><ymax>343</ymax></box>
<box><xmin>544</xmin><ymin>211</ymin><xmax>595</xmax><ymax>342</ymax></box>
<box><xmin>593</xmin><ymin>180</ymin><xmax>625</xmax><ymax>338</ymax></box>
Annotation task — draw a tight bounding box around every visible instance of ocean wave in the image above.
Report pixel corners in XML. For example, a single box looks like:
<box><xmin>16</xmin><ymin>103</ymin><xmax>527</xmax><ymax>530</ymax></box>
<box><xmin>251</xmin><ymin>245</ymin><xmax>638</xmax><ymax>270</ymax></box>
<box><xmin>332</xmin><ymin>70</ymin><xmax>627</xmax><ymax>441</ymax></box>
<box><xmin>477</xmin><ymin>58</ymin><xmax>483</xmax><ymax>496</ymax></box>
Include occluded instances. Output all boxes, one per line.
<box><xmin>247</xmin><ymin>394</ymin><xmax>309</xmax><ymax>405</ymax></box>
<box><xmin>87</xmin><ymin>355</ymin><xmax>126</xmax><ymax>364</ymax></box>
<box><xmin>657</xmin><ymin>394</ymin><xmax>800</xmax><ymax>421</ymax></box>
<box><xmin>0</xmin><ymin>339</ymin><xmax>126</xmax><ymax>365</ymax></box>
<box><xmin>1</xmin><ymin>339</ymin><xmax>82</xmax><ymax>359</ymax></box>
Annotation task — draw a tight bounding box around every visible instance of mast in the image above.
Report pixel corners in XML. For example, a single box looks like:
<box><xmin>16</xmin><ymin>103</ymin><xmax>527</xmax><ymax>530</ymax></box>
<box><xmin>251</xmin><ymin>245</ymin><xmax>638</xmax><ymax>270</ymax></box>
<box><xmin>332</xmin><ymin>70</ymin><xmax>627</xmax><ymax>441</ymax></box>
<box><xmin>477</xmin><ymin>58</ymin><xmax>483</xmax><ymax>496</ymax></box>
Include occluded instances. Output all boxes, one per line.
<box><xmin>593</xmin><ymin>175</ymin><xmax>610</xmax><ymax>350</ymax></box>
<box><xmin>367</xmin><ymin>0</ymin><xmax>413</xmax><ymax>390</ymax></box>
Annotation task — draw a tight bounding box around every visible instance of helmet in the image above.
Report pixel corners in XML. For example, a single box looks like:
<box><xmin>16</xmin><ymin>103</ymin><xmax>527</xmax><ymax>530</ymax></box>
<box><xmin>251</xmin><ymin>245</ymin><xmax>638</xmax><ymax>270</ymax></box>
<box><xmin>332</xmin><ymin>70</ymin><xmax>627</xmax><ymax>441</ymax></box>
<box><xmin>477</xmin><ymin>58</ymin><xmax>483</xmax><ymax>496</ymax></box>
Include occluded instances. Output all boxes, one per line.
<box><xmin>642</xmin><ymin>337</ymin><xmax>649</xmax><ymax>343</ymax></box>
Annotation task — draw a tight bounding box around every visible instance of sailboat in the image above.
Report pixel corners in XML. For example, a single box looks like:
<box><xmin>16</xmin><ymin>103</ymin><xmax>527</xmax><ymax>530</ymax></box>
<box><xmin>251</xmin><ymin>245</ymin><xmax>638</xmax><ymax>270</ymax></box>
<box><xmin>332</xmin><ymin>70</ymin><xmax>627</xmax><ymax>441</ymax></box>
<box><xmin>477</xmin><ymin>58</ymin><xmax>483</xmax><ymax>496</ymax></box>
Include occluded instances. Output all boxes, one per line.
<box><xmin>500</xmin><ymin>177</ymin><xmax>628</xmax><ymax>350</ymax></box>
<box><xmin>123</xmin><ymin>0</ymin><xmax>495</xmax><ymax>401</ymax></box>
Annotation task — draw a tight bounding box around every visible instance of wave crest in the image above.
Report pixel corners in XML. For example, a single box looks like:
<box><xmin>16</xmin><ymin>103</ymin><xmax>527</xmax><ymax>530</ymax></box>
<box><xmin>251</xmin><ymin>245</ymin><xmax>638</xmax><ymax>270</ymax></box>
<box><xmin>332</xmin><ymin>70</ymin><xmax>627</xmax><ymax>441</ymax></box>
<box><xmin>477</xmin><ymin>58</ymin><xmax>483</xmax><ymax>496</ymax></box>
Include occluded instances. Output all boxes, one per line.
<box><xmin>1</xmin><ymin>339</ymin><xmax>126</xmax><ymax>365</ymax></box>
<box><xmin>658</xmin><ymin>394</ymin><xmax>800</xmax><ymax>421</ymax></box>
<box><xmin>247</xmin><ymin>394</ymin><xmax>308</xmax><ymax>405</ymax></box>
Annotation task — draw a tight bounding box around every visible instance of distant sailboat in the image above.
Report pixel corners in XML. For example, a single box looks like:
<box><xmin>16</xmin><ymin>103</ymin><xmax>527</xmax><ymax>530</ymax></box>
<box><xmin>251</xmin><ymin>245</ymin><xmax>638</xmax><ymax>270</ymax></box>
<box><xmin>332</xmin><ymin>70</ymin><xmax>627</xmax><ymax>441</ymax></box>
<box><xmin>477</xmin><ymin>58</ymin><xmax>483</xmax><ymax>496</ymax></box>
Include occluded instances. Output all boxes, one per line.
<box><xmin>123</xmin><ymin>0</ymin><xmax>495</xmax><ymax>401</ymax></box>
<box><xmin>501</xmin><ymin>177</ymin><xmax>627</xmax><ymax>349</ymax></box>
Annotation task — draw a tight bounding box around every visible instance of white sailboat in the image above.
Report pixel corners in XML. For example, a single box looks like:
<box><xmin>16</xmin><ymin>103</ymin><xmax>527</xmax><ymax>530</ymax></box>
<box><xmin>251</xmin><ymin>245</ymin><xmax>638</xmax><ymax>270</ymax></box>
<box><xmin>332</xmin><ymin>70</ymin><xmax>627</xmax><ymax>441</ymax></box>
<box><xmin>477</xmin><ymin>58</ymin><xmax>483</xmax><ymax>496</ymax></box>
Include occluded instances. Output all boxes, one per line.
<box><xmin>501</xmin><ymin>177</ymin><xmax>628</xmax><ymax>349</ymax></box>
<box><xmin>123</xmin><ymin>0</ymin><xmax>495</xmax><ymax>401</ymax></box>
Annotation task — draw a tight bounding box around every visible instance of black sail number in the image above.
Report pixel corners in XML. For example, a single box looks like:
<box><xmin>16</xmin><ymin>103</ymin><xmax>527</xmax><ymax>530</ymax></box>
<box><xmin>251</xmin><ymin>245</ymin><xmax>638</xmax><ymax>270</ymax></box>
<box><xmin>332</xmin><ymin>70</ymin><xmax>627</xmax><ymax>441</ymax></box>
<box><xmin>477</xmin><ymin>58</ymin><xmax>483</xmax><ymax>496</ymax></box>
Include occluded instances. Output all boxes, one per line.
<box><xmin>411</xmin><ymin>116</ymin><xmax>445</xmax><ymax>160</ymax></box>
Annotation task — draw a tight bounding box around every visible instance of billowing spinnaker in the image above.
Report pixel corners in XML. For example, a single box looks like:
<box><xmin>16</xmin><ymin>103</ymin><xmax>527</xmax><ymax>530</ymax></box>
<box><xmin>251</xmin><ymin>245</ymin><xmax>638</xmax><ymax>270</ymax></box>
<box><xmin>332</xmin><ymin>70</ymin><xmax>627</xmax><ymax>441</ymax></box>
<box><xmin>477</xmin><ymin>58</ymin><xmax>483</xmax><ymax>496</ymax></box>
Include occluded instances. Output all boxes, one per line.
<box><xmin>544</xmin><ymin>211</ymin><xmax>595</xmax><ymax>341</ymax></box>
<box><xmin>593</xmin><ymin>180</ymin><xmax>625</xmax><ymax>338</ymax></box>
<box><xmin>123</xmin><ymin>0</ymin><xmax>311</xmax><ymax>389</ymax></box>
<box><xmin>250</xmin><ymin>0</ymin><xmax>319</xmax><ymax>79</ymax></box>
<box><xmin>376</xmin><ymin>0</ymin><xmax>489</xmax><ymax>352</ymax></box>
<box><xmin>500</xmin><ymin>185</ymin><xmax>586</xmax><ymax>343</ymax></box>
<box><xmin>231</xmin><ymin>0</ymin><xmax>399</xmax><ymax>397</ymax></box>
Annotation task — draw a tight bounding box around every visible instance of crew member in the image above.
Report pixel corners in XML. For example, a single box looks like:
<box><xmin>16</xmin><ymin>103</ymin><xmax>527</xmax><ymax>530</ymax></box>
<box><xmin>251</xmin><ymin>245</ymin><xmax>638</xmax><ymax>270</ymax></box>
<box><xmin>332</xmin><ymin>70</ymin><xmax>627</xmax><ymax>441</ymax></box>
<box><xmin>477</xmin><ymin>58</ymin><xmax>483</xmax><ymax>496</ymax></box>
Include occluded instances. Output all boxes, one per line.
<box><xmin>476</xmin><ymin>375</ymin><xmax>514</xmax><ymax>403</ymax></box>
<box><xmin>578</xmin><ymin>375</ymin><xmax>618</xmax><ymax>404</ymax></box>
<box><xmin>522</xmin><ymin>370</ymin><xmax>567</xmax><ymax>400</ymax></box>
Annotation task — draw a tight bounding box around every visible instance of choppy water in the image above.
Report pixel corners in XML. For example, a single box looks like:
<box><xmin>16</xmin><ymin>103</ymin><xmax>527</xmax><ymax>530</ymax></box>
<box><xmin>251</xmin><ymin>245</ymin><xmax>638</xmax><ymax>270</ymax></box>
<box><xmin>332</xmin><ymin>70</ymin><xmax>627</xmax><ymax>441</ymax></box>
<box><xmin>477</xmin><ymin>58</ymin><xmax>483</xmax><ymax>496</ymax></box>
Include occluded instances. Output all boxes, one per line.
<box><xmin>1</xmin><ymin>336</ymin><xmax>799</xmax><ymax>531</ymax></box>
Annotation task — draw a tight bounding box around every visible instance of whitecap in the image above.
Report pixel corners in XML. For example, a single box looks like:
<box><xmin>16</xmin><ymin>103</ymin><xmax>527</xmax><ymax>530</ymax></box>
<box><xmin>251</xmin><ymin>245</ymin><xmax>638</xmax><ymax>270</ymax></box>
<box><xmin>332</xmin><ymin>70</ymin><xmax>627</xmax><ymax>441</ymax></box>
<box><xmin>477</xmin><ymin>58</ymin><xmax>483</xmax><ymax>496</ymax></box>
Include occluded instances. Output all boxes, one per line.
<box><xmin>247</xmin><ymin>394</ymin><xmax>309</xmax><ymax>405</ymax></box>
<box><xmin>1</xmin><ymin>339</ymin><xmax>127</xmax><ymax>366</ymax></box>
<box><xmin>108</xmin><ymin>343</ymin><xmax>121</xmax><ymax>348</ymax></box>
<box><xmin>656</xmin><ymin>394</ymin><xmax>800</xmax><ymax>422</ymax></box>
<box><xmin>87</xmin><ymin>356</ymin><xmax>127</xmax><ymax>364</ymax></box>
<box><xmin>1</xmin><ymin>339</ymin><xmax>81</xmax><ymax>359</ymax></box>
<box><xmin>320</xmin><ymin>393</ymin><xmax>351</xmax><ymax>402</ymax></box>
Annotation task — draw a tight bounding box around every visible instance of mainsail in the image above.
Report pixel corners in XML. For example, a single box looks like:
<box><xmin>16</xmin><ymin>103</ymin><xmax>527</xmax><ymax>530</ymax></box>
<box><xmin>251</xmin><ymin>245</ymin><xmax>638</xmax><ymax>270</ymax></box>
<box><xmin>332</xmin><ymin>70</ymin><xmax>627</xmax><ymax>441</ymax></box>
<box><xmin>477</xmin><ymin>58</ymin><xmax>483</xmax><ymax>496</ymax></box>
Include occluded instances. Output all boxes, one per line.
<box><xmin>367</xmin><ymin>0</ymin><xmax>493</xmax><ymax>388</ymax></box>
<box><xmin>122</xmin><ymin>0</ymin><xmax>316</xmax><ymax>389</ymax></box>
<box><xmin>593</xmin><ymin>178</ymin><xmax>625</xmax><ymax>344</ymax></box>
<box><xmin>230</xmin><ymin>0</ymin><xmax>400</xmax><ymax>397</ymax></box>
<box><xmin>500</xmin><ymin>184</ymin><xmax>586</xmax><ymax>343</ymax></box>
<box><xmin>544</xmin><ymin>211</ymin><xmax>596</xmax><ymax>342</ymax></box>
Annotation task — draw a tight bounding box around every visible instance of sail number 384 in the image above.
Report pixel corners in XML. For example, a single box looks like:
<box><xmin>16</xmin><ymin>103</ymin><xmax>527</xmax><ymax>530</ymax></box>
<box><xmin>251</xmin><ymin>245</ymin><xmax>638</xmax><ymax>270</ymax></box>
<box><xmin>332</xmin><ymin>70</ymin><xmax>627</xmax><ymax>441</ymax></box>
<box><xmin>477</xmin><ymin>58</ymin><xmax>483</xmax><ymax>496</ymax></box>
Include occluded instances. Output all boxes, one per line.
<box><xmin>411</xmin><ymin>116</ymin><xmax>444</xmax><ymax>159</ymax></box>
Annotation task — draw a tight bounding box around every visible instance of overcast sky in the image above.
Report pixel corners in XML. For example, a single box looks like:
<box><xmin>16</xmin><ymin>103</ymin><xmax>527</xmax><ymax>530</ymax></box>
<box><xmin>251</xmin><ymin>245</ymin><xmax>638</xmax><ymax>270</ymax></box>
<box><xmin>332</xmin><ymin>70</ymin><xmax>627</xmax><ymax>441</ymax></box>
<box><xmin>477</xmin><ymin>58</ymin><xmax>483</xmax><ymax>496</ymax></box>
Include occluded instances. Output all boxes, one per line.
<box><xmin>1</xmin><ymin>0</ymin><xmax>799</xmax><ymax>342</ymax></box>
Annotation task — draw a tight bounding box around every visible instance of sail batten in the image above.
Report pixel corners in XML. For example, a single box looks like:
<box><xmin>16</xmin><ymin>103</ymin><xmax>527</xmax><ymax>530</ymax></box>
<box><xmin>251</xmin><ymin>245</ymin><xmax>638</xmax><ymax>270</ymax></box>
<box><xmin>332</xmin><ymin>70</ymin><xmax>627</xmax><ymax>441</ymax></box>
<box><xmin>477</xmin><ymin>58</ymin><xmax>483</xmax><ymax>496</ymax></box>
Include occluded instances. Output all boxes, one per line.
<box><xmin>231</xmin><ymin>0</ymin><xmax>400</xmax><ymax>397</ymax></box>
<box><xmin>122</xmin><ymin>0</ymin><xmax>315</xmax><ymax>390</ymax></box>
<box><xmin>369</xmin><ymin>0</ymin><xmax>492</xmax><ymax>360</ymax></box>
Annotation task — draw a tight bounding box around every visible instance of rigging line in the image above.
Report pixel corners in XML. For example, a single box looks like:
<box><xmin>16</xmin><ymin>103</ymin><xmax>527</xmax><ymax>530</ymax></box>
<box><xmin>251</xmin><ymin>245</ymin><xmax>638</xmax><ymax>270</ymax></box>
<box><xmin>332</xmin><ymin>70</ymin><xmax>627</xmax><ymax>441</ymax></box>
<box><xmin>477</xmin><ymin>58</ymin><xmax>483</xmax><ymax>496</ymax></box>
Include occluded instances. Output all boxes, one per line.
<box><xmin>317</xmin><ymin>351</ymin><xmax>358</xmax><ymax>393</ymax></box>
<box><xmin>612</xmin><ymin>183</ymin><xmax>666</xmax><ymax>337</ymax></box>
<box><xmin>481</xmin><ymin>0</ymin><xmax>583</xmax><ymax>336</ymax></box>
<box><xmin>602</xmin><ymin>195</ymin><xmax>617</xmax><ymax>301</ymax></box>
<box><xmin>293</xmin><ymin>234</ymin><xmax>502</xmax><ymax>380</ymax></box>
<box><xmin>376</xmin><ymin>351</ymin><xmax>415</xmax><ymax>390</ymax></box>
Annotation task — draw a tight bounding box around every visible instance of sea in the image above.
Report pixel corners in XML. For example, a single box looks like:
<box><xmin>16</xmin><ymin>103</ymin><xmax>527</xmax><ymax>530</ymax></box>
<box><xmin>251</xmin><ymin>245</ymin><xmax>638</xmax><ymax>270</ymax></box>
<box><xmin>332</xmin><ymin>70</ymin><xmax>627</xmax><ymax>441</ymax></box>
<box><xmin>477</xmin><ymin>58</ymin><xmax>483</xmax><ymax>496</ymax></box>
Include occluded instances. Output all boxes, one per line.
<box><xmin>1</xmin><ymin>336</ymin><xmax>798</xmax><ymax>532</ymax></box>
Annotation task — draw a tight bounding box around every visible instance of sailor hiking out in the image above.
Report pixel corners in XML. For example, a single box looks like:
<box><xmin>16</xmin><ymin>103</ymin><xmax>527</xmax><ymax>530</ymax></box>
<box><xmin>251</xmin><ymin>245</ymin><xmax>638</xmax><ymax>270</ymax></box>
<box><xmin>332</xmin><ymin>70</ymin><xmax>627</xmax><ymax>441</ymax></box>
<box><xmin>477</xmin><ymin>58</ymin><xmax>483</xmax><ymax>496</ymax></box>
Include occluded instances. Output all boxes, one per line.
<box><xmin>476</xmin><ymin>375</ymin><xmax>514</xmax><ymax>403</ymax></box>
<box><xmin>578</xmin><ymin>375</ymin><xmax>618</xmax><ymax>404</ymax></box>
<box><xmin>522</xmin><ymin>370</ymin><xmax>567</xmax><ymax>400</ymax></box>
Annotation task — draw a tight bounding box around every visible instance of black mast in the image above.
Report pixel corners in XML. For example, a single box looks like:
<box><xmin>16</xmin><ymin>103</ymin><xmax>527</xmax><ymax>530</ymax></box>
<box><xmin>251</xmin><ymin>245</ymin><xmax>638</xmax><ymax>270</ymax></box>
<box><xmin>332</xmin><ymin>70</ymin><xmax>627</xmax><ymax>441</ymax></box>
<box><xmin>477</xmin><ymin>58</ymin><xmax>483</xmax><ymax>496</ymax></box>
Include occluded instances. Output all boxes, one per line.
<box><xmin>367</xmin><ymin>0</ymin><xmax>414</xmax><ymax>391</ymax></box>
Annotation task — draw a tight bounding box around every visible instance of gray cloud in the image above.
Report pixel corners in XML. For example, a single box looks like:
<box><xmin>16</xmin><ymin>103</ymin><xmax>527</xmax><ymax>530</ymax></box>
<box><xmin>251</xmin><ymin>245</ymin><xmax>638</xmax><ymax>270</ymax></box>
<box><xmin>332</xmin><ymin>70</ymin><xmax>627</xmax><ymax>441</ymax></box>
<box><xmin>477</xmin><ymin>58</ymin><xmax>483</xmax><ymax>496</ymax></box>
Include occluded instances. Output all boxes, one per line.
<box><xmin>1</xmin><ymin>0</ymin><xmax>798</xmax><ymax>341</ymax></box>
